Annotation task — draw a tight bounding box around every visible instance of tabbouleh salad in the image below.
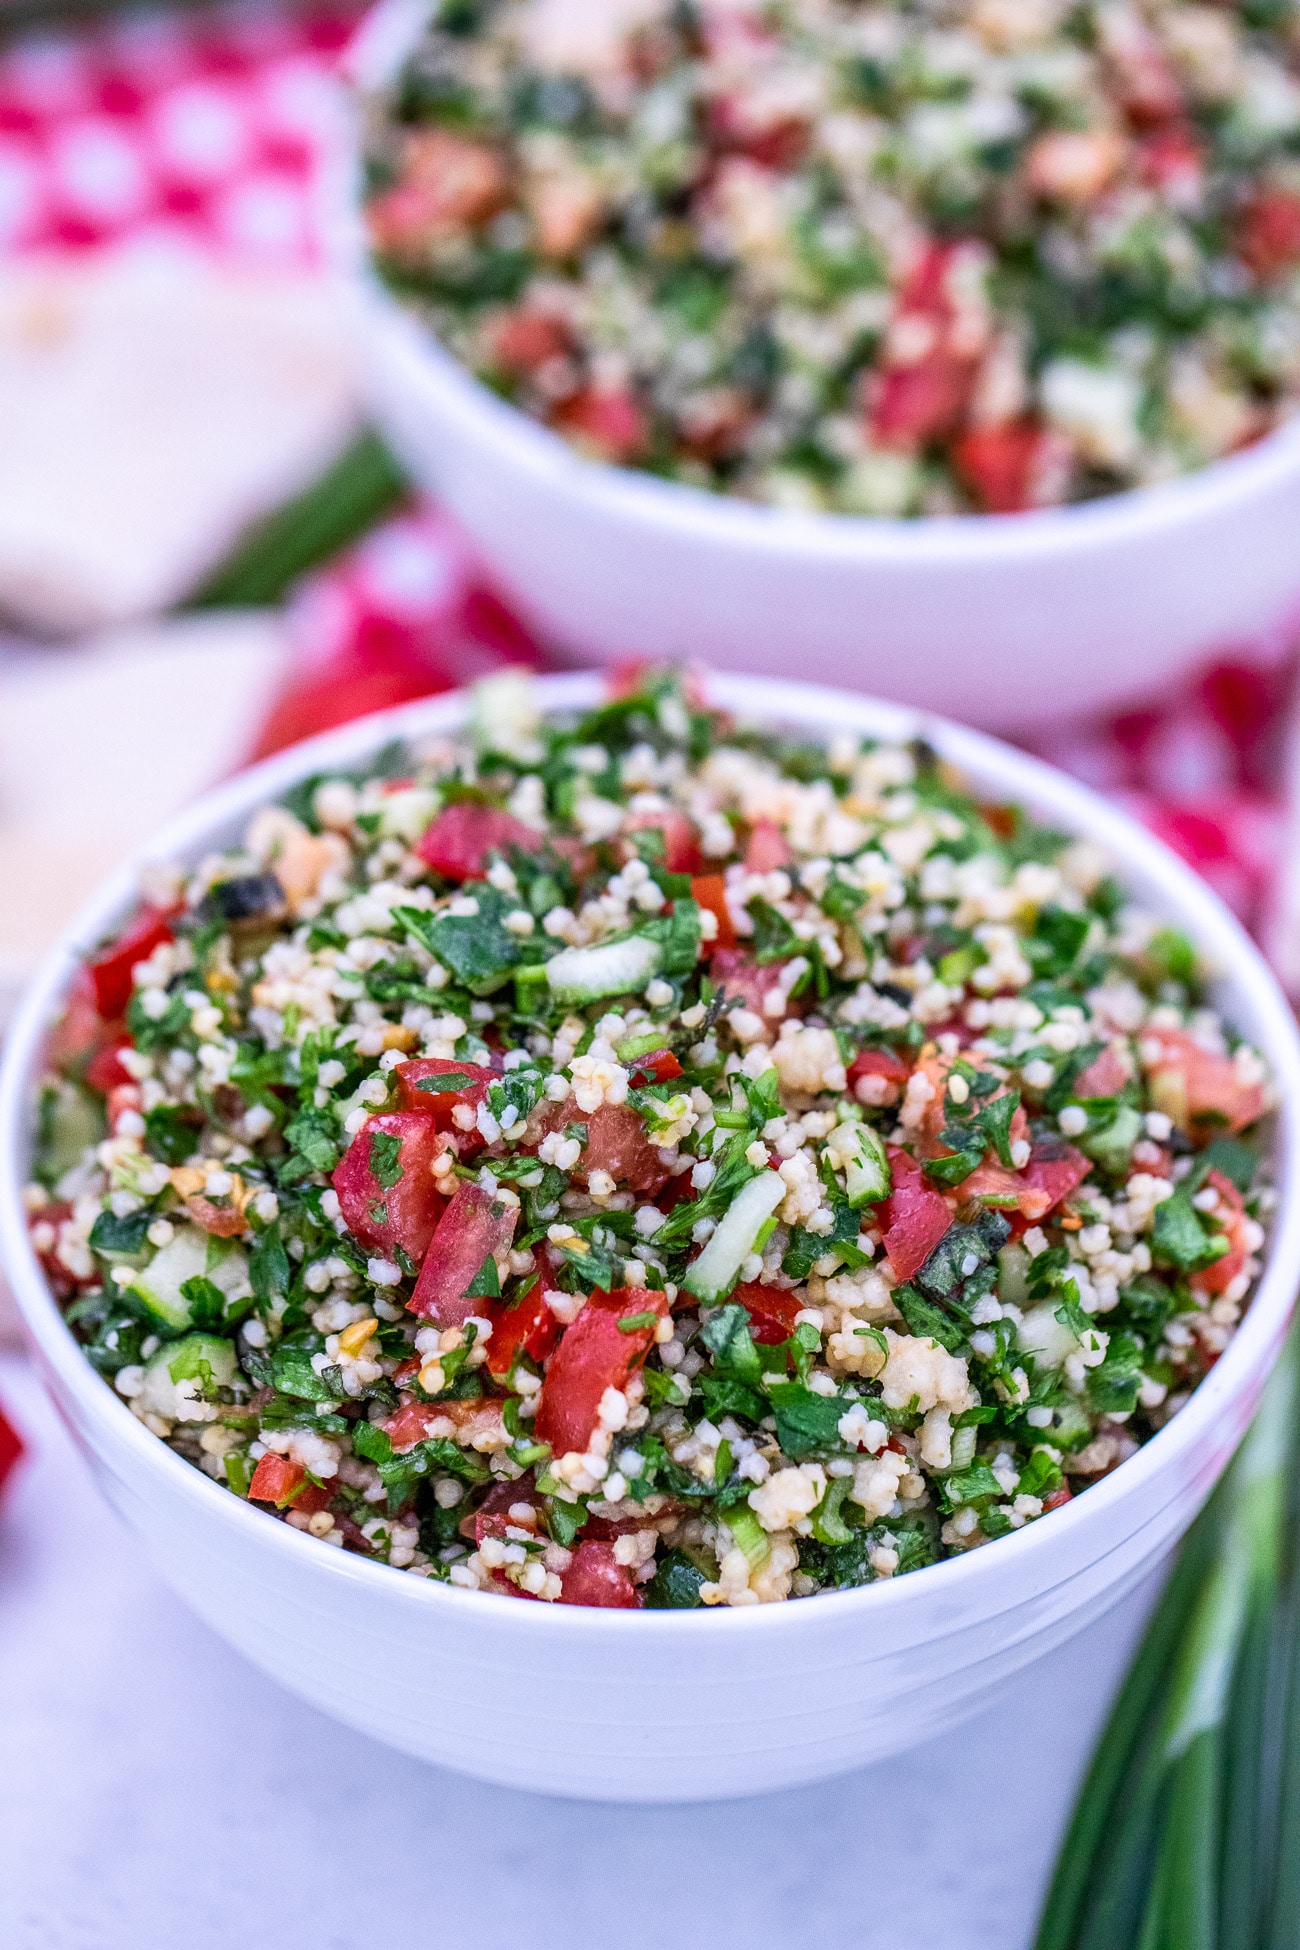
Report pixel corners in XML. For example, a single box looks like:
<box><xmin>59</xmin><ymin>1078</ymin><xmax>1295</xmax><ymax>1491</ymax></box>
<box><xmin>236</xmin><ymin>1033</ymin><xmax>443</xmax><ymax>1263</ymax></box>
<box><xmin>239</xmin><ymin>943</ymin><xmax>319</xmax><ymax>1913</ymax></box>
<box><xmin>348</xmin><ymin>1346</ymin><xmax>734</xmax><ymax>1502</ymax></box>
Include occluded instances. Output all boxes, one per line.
<box><xmin>27</xmin><ymin>669</ymin><xmax>1274</xmax><ymax>1608</ymax></box>
<box><xmin>363</xmin><ymin>0</ymin><xmax>1300</xmax><ymax>516</ymax></box>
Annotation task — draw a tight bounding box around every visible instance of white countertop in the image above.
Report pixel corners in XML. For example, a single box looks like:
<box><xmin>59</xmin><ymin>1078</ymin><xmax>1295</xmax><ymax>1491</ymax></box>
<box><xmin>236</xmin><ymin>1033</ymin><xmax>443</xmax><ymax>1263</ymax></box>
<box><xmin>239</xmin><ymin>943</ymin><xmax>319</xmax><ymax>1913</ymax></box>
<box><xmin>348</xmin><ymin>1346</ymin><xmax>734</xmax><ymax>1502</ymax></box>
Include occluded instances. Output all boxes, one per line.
<box><xmin>0</xmin><ymin>1352</ymin><xmax>1159</xmax><ymax>1950</ymax></box>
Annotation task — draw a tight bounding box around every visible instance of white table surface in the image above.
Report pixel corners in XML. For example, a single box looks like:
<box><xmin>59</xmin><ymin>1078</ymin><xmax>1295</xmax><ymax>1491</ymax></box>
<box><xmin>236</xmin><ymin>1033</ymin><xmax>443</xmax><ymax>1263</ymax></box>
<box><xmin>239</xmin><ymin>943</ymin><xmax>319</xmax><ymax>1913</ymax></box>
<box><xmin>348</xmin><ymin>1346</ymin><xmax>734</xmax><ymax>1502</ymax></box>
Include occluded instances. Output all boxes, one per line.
<box><xmin>0</xmin><ymin>1351</ymin><xmax>1160</xmax><ymax>1950</ymax></box>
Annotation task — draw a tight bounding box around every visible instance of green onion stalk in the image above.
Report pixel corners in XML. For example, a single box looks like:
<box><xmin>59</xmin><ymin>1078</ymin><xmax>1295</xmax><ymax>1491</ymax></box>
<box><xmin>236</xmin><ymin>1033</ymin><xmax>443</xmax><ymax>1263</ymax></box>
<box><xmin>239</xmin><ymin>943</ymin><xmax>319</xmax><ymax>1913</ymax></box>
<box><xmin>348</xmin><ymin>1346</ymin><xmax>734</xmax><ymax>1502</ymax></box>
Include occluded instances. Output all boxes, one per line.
<box><xmin>1036</xmin><ymin>1325</ymin><xmax>1300</xmax><ymax>1950</ymax></box>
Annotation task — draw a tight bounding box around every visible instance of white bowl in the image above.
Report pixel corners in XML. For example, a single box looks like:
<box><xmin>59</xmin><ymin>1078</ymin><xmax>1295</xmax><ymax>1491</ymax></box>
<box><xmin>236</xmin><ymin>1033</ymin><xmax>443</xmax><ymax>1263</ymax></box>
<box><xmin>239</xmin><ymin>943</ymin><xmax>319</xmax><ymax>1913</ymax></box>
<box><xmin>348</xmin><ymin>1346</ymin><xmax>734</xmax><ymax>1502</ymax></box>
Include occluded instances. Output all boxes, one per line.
<box><xmin>3</xmin><ymin>672</ymin><xmax>1299</xmax><ymax>1802</ymax></box>
<box><xmin>341</xmin><ymin>0</ymin><xmax>1300</xmax><ymax>735</ymax></box>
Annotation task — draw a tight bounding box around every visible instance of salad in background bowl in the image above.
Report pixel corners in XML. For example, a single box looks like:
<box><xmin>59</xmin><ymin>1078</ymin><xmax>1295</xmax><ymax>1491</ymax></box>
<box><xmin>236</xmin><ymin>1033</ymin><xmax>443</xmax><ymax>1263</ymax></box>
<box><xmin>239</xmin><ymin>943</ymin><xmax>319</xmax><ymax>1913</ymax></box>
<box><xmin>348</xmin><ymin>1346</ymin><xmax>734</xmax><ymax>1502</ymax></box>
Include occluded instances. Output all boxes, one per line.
<box><xmin>342</xmin><ymin>0</ymin><xmax>1300</xmax><ymax>727</ymax></box>
<box><xmin>2</xmin><ymin>668</ymin><xmax>1298</xmax><ymax>1798</ymax></box>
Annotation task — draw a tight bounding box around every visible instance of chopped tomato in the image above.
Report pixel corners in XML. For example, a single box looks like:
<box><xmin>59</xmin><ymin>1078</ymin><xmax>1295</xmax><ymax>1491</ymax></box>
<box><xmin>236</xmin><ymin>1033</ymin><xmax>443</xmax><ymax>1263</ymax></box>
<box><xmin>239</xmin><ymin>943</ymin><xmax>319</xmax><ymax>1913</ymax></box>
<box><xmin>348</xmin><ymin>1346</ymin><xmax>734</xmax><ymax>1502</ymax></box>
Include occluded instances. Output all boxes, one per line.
<box><xmin>534</xmin><ymin>1287</ymin><xmax>670</xmax><ymax>1458</ymax></box>
<box><xmin>952</xmin><ymin>420</ymin><xmax>1069</xmax><ymax>514</ymax></box>
<box><xmin>49</xmin><ymin>969</ymin><xmax>111</xmax><ymax>1073</ymax></box>
<box><xmin>1194</xmin><ymin>1170</ymin><xmax>1251</xmax><ymax>1297</ymax></box>
<box><xmin>485</xmin><ymin>305</ymin><xmax>573</xmax><ymax>375</ymax></box>
<box><xmin>733</xmin><ymin>1280</ymin><xmax>803</xmax><ymax>1346</ymax></box>
<box><xmin>550</xmin><ymin>384</ymin><xmax>649</xmax><ymax>464</ymax></box>
<box><xmin>626</xmin><ymin>1047</ymin><xmax>683</xmax><ymax>1087</ymax></box>
<box><xmin>393</xmin><ymin>1055</ymin><xmax>495</xmax><ymax>1144</ymax></box>
<box><xmin>333</xmin><ymin>1111</ymin><xmax>449</xmax><ymax>1262</ymax></box>
<box><xmin>84</xmin><ymin>1038</ymin><xmax>135</xmax><ymax>1095</ymax></box>
<box><xmin>1073</xmin><ymin>1043</ymin><xmax>1133</xmax><ymax>1098</ymax></box>
<box><xmin>624</xmin><ymin>806</ymin><xmax>703</xmax><ymax>874</ymax></box>
<box><xmin>248</xmin><ymin>1454</ymin><xmax>307</xmax><ymax>1508</ymax></box>
<box><xmin>966</xmin><ymin>1139</ymin><xmax>1091</xmax><ymax>1225</ymax></box>
<box><xmin>293</xmin><ymin>1479</ymin><xmax>335</xmax><ymax>1516</ymax></box>
<box><xmin>880</xmin><ymin>1149</ymin><xmax>953</xmax><ymax>1282</ymax></box>
<box><xmin>706</xmin><ymin>91</ymin><xmax>809</xmax><ymax>169</ymax></box>
<box><xmin>709</xmin><ymin>948</ymin><xmax>805</xmax><ymax>1021</ymax></box>
<box><xmin>847</xmin><ymin>1046</ymin><xmax>912</xmax><ymax>1107</ymax></box>
<box><xmin>1140</xmin><ymin>1027</ymin><xmax>1265</xmax><ymax>1135</ymax></box>
<box><xmin>557</xmin><ymin>1538</ymin><xmax>643</xmax><ymax>1608</ymax></box>
<box><xmin>385</xmin><ymin>1393</ymin><xmax>508</xmax><ymax>1454</ymax></box>
<box><xmin>367</xmin><ymin>129</ymin><xmax>507</xmax><ymax>256</ymax></box>
<box><xmin>744</xmin><ymin>820</ymin><xmax>793</xmax><ymax>872</ymax></box>
<box><xmin>1043</xmin><ymin>1484</ymin><xmax>1073</xmax><ymax>1512</ymax></box>
<box><xmin>1019</xmin><ymin>1140</ymin><xmax>1094</xmax><ymax>1217</ymax></box>
<box><xmin>691</xmin><ymin>873</ymin><xmax>737</xmax><ymax>950</ymax></box>
<box><xmin>1139</xmin><ymin>124</ymin><xmax>1203</xmax><ymax>199</ymax></box>
<box><xmin>466</xmin><ymin>1476</ymin><xmax>542</xmax><ymax>1544</ymax></box>
<box><xmin>871</xmin><ymin>357</ymin><xmax>974</xmax><ymax>450</ymax></box>
<box><xmin>88</xmin><ymin>905</ymin><xmax>176</xmax><ymax>1020</ymax></box>
<box><xmin>1239</xmin><ymin>187</ymin><xmax>1300</xmax><ymax>278</ymax></box>
<box><xmin>0</xmin><ymin>1403</ymin><xmax>23</xmax><ymax>1493</ymax></box>
<box><xmin>408</xmin><ymin>1181</ymin><xmax>519</xmax><ymax>1326</ymax></box>
<box><xmin>1096</xmin><ymin>5</ymin><xmax>1183</xmax><ymax>126</ymax></box>
<box><xmin>869</xmin><ymin>243</ymin><xmax>986</xmax><ymax>450</ymax></box>
<box><xmin>106</xmin><ymin>1082</ymin><xmax>143</xmax><ymax>1128</ymax></box>
<box><xmin>416</xmin><ymin>801</ymin><xmax>545</xmax><ymax>882</ymax></box>
<box><xmin>535</xmin><ymin>1095</ymin><xmax>672</xmax><ymax>1196</ymax></box>
<box><xmin>486</xmin><ymin>1282</ymin><xmax>561</xmax><ymax>1381</ymax></box>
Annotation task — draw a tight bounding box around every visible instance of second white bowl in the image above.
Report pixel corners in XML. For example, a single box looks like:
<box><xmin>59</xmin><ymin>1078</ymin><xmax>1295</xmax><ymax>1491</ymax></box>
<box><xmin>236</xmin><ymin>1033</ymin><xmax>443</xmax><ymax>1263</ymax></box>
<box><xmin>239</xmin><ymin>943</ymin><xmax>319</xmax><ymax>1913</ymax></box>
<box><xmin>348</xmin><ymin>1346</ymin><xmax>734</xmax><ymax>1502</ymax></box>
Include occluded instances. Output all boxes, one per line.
<box><xmin>343</xmin><ymin>0</ymin><xmax>1300</xmax><ymax>734</ymax></box>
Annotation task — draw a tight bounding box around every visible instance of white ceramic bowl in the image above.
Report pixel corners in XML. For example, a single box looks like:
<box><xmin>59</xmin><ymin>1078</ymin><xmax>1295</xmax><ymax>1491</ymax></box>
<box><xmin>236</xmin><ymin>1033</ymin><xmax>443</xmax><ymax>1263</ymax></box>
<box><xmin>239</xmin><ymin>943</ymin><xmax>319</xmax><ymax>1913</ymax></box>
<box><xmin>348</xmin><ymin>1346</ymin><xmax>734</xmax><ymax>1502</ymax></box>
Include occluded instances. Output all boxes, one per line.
<box><xmin>341</xmin><ymin>0</ymin><xmax>1300</xmax><ymax>735</ymax></box>
<box><xmin>4</xmin><ymin>672</ymin><xmax>1299</xmax><ymax>1803</ymax></box>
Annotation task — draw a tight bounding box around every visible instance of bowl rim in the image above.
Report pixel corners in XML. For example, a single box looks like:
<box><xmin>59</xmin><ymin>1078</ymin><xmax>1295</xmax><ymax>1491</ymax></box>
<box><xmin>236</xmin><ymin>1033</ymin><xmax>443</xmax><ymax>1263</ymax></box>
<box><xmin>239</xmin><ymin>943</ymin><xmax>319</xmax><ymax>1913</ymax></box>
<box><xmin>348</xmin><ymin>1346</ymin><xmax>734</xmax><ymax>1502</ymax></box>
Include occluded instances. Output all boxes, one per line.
<box><xmin>342</xmin><ymin>0</ymin><xmax>1300</xmax><ymax>571</ymax></box>
<box><xmin>4</xmin><ymin>668</ymin><xmax>1299</xmax><ymax>1638</ymax></box>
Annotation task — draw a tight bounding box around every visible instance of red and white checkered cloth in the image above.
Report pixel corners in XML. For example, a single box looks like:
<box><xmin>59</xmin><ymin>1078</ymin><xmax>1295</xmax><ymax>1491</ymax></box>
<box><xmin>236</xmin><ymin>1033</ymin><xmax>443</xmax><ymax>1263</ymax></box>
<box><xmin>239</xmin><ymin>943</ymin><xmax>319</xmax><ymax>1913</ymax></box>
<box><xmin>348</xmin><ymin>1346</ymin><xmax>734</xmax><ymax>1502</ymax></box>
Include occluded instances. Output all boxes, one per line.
<box><xmin>2</xmin><ymin>1</ymin><xmax>1296</xmax><ymax>948</ymax></box>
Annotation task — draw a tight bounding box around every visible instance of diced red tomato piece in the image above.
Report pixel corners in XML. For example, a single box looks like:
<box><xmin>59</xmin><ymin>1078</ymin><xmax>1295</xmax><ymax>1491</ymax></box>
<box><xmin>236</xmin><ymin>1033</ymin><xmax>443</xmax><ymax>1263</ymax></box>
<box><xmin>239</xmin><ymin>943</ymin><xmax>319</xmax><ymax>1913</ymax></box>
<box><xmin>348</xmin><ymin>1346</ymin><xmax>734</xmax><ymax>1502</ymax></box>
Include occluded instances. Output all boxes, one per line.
<box><xmin>84</xmin><ymin>1039</ymin><xmax>135</xmax><ymax>1095</ymax></box>
<box><xmin>880</xmin><ymin>1149</ymin><xmax>953</xmax><ymax>1282</ymax></box>
<box><xmin>106</xmin><ymin>1083</ymin><xmax>143</xmax><ymax>1130</ymax></box>
<box><xmin>1073</xmin><ymin>1043</ymin><xmax>1133</xmax><ymax>1099</ymax></box>
<box><xmin>408</xmin><ymin>1180</ymin><xmax>519</xmax><ymax>1326</ymax></box>
<box><xmin>1020</xmin><ymin>1141</ymin><xmax>1094</xmax><ymax>1217</ymax></box>
<box><xmin>333</xmin><ymin>1111</ymin><xmax>449</xmax><ymax>1262</ymax></box>
<box><xmin>485</xmin><ymin>305</ymin><xmax>573</xmax><ymax>375</ymax></box>
<box><xmin>709</xmin><ymin>948</ymin><xmax>805</xmax><ymax>1020</ymax></box>
<box><xmin>624</xmin><ymin>806</ymin><xmax>703</xmax><ymax>874</ymax></box>
<box><xmin>557</xmin><ymin>1537</ymin><xmax>643</xmax><ymax>1608</ymax></box>
<box><xmin>486</xmin><ymin>1282</ymin><xmax>561</xmax><ymax>1380</ymax></box>
<box><xmin>691</xmin><ymin>873</ymin><xmax>737</xmax><ymax>950</ymax></box>
<box><xmin>952</xmin><ymin>420</ymin><xmax>1069</xmax><ymax>514</ymax></box>
<box><xmin>551</xmin><ymin>384</ymin><xmax>649</xmax><ymax>464</ymax></box>
<box><xmin>367</xmin><ymin>130</ymin><xmax>507</xmax><ymax>256</ymax></box>
<box><xmin>1239</xmin><ymin>187</ymin><xmax>1300</xmax><ymax>279</ymax></box>
<box><xmin>248</xmin><ymin>1454</ymin><xmax>306</xmax><ymax>1507</ymax></box>
<box><xmin>847</xmin><ymin>1046</ymin><xmax>912</xmax><ymax>1107</ymax></box>
<box><xmin>535</xmin><ymin>1287</ymin><xmax>670</xmax><ymax>1458</ymax></box>
<box><xmin>416</xmin><ymin>801</ymin><xmax>546</xmax><ymax>882</ymax></box>
<box><xmin>963</xmin><ymin>1139</ymin><xmax>1092</xmax><ymax>1225</ymax></box>
<box><xmin>293</xmin><ymin>1479</ymin><xmax>335</xmax><ymax>1516</ymax></box>
<box><xmin>0</xmin><ymin>1403</ymin><xmax>23</xmax><ymax>1493</ymax></box>
<box><xmin>535</xmin><ymin>1095</ymin><xmax>672</xmax><ymax>1196</ymax></box>
<box><xmin>871</xmin><ymin>356</ymin><xmax>974</xmax><ymax>450</ymax></box>
<box><xmin>385</xmin><ymin>1394</ymin><xmax>508</xmax><ymax>1454</ymax></box>
<box><xmin>1139</xmin><ymin>124</ymin><xmax>1203</xmax><ymax>199</ymax></box>
<box><xmin>1096</xmin><ymin>4</ymin><xmax>1183</xmax><ymax>126</ymax></box>
<box><xmin>1044</xmin><ymin>1484</ymin><xmax>1073</xmax><ymax>1512</ymax></box>
<box><xmin>1140</xmin><ymin>1027</ymin><xmax>1265</xmax><ymax>1135</ymax></box>
<box><xmin>744</xmin><ymin>820</ymin><xmax>793</xmax><ymax>872</ymax></box>
<box><xmin>733</xmin><ymin>1280</ymin><xmax>803</xmax><ymax>1347</ymax></box>
<box><xmin>626</xmin><ymin>1047</ymin><xmax>682</xmax><ymax>1087</ymax></box>
<box><xmin>1194</xmin><ymin>1170</ymin><xmax>1251</xmax><ymax>1297</ymax></box>
<box><xmin>393</xmin><ymin>1055</ymin><xmax>495</xmax><ymax>1143</ymax></box>
<box><xmin>88</xmin><ymin>906</ymin><xmax>176</xmax><ymax>1020</ymax></box>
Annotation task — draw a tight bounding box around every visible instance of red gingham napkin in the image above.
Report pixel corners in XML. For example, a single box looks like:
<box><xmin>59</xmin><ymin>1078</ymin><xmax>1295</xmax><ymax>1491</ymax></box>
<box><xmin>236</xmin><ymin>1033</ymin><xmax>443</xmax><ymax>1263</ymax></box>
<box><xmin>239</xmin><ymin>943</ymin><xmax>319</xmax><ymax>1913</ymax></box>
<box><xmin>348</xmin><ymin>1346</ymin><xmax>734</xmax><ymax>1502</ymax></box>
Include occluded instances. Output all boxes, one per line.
<box><xmin>1</xmin><ymin>0</ymin><xmax>1295</xmax><ymax>947</ymax></box>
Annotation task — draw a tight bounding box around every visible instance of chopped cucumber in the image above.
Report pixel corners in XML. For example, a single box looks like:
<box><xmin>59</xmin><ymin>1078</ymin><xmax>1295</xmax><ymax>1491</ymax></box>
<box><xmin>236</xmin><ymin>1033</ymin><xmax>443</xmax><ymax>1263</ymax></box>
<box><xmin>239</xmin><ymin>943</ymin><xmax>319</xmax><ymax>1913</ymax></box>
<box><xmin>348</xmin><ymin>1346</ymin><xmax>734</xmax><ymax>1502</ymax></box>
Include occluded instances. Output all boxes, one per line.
<box><xmin>138</xmin><ymin>1333</ymin><xmax>238</xmax><ymax>1420</ymax></box>
<box><xmin>126</xmin><ymin>1229</ymin><xmax>249</xmax><ymax>1335</ymax></box>
<box><xmin>36</xmin><ymin>1081</ymin><xmax>105</xmax><ymax>1188</ymax></box>
<box><xmin>1017</xmin><ymin>1301</ymin><xmax>1080</xmax><ymax>1370</ymax></box>
<box><xmin>545</xmin><ymin>936</ymin><xmax>662</xmax><ymax>1006</ymax></box>
<box><xmin>683</xmin><ymin>1171</ymin><xmax>786</xmax><ymax>1304</ymax></box>
<box><xmin>1081</xmin><ymin>1103</ymin><xmax>1143</xmax><ymax>1175</ymax></box>
<box><xmin>842</xmin><ymin>1123</ymin><xmax>892</xmax><ymax>1206</ymax></box>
